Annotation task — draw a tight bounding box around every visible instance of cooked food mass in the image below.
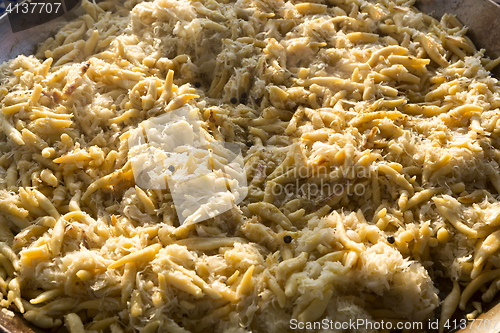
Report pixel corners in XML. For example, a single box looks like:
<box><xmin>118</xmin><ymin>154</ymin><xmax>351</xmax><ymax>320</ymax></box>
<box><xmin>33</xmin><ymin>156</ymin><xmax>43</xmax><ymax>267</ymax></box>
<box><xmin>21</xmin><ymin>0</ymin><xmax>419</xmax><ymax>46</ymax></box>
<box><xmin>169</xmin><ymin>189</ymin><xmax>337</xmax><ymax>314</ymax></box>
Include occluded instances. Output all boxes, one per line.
<box><xmin>1</xmin><ymin>0</ymin><xmax>500</xmax><ymax>332</ymax></box>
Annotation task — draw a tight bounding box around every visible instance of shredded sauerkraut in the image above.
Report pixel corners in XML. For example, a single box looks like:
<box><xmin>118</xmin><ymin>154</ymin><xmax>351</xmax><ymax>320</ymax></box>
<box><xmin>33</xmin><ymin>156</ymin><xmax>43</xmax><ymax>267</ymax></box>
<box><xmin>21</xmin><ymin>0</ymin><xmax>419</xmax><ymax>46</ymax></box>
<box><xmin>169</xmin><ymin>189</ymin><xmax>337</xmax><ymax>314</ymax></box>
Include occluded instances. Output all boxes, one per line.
<box><xmin>1</xmin><ymin>0</ymin><xmax>500</xmax><ymax>332</ymax></box>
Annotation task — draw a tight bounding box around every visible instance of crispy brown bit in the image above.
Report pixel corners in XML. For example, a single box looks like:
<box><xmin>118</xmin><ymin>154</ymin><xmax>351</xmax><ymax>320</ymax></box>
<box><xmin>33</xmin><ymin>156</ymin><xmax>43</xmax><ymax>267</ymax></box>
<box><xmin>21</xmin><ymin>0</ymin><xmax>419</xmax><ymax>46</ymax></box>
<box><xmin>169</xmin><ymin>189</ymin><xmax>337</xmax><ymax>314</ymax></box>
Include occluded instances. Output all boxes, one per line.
<box><xmin>82</xmin><ymin>232</ymin><xmax>89</xmax><ymax>249</ymax></box>
<box><xmin>81</xmin><ymin>62</ymin><xmax>91</xmax><ymax>75</ymax></box>
<box><xmin>209</xmin><ymin>110</ymin><xmax>216</xmax><ymax>123</ymax></box>
<box><xmin>52</xmin><ymin>90</ymin><xmax>61</xmax><ymax>103</ymax></box>
<box><xmin>64</xmin><ymin>84</ymin><xmax>77</xmax><ymax>95</ymax></box>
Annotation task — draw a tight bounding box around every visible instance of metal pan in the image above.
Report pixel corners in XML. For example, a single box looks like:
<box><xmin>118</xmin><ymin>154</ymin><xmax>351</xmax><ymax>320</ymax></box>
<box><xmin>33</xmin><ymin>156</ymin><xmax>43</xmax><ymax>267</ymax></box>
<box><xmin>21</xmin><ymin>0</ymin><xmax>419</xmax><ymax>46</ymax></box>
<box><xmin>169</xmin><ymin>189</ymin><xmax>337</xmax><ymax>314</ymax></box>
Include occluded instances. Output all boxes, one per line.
<box><xmin>416</xmin><ymin>0</ymin><xmax>500</xmax><ymax>78</ymax></box>
<box><xmin>0</xmin><ymin>0</ymin><xmax>83</xmax><ymax>65</ymax></box>
<box><xmin>0</xmin><ymin>1</ymin><xmax>500</xmax><ymax>332</ymax></box>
